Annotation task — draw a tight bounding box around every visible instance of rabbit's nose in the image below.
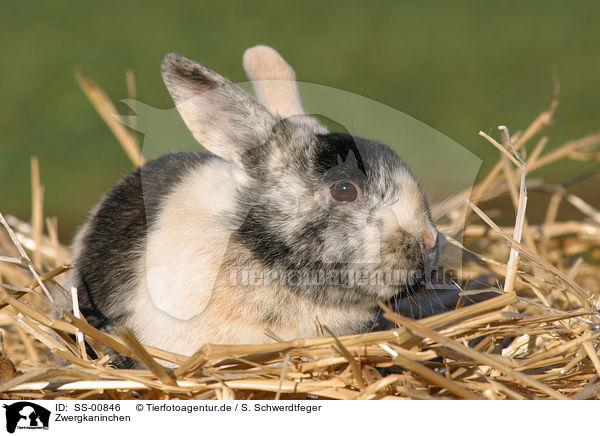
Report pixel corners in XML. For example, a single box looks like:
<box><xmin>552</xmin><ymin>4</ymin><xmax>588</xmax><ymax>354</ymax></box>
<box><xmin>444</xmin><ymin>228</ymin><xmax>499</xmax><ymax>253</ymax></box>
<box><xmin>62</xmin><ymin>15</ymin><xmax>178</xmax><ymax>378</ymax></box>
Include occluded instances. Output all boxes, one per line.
<box><xmin>422</xmin><ymin>230</ymin><xmax>437</xmax><ymax>255</ymax></box>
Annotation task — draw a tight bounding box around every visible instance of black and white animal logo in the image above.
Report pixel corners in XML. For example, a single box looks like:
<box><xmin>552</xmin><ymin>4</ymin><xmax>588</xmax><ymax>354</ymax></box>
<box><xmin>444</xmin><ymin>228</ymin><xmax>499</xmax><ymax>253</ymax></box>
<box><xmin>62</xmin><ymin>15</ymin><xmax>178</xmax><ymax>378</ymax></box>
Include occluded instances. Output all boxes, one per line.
<box><xmin>3</xmin><ymin>402</ymin><xmax>50</xmax><ymax>433</ymax></box>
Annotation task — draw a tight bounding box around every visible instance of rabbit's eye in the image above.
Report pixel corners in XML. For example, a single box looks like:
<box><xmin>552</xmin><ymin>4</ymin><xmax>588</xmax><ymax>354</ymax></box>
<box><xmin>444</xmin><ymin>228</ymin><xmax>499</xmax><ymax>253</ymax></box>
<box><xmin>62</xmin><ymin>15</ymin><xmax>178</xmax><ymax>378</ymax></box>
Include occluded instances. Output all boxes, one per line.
<box><xmin>330</xmin><ymin>181</ymin><xmax>359</xmax><ymax>203</ymax></box>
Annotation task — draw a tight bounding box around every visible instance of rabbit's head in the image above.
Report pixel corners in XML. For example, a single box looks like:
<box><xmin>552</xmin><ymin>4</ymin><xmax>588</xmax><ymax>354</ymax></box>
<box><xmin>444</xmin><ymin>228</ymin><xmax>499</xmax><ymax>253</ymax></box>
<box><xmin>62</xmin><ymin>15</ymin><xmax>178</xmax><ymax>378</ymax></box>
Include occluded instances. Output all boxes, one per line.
<box><xmin>161</xmin><ymin>52</ymin><xmax>439</xmax><ymax>308</ymax></box>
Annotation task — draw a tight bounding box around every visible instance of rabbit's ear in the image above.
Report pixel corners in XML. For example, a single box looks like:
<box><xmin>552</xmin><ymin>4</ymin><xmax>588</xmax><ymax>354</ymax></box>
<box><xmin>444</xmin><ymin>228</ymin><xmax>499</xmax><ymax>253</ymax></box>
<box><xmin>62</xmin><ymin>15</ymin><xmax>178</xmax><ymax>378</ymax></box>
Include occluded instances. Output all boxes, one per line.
<box><xmin>161</xmin><ymin>52</ymin><xmax>276</xmax><ymax>163</ymax></box>
<box><xmin>243</xmin><ymin>45</ymin><xmax>327</xmax><ymax>132</ymax></box>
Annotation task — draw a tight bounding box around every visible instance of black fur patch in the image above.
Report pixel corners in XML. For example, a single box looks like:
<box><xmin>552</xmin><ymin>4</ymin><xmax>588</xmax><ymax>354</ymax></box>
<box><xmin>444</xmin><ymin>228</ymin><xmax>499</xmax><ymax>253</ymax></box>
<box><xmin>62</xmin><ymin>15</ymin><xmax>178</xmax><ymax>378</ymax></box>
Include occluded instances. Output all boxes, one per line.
<box><xmin>235</xmin><ymin>203</ymin><xmax>295</xmax><ymax>268</ymax></box>
<box><xmin>314</xmin><ymin>133</ymin><xmax>367</xmax><ymax>177</ymax></box>
<box><xmin>313</xmin><ymin>133</ymin><xmax>412</xmax><ymax>203</ymax></box>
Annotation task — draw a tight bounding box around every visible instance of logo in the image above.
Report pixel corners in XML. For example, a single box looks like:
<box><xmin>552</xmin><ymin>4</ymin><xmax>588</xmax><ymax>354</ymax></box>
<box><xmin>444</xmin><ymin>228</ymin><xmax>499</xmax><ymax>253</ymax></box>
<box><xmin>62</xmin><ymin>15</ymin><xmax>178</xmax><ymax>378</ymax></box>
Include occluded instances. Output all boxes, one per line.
<box><xmin>2</xmin><ymin>402</ymin><xmax>50</xmax><ymax>433</ymax></box>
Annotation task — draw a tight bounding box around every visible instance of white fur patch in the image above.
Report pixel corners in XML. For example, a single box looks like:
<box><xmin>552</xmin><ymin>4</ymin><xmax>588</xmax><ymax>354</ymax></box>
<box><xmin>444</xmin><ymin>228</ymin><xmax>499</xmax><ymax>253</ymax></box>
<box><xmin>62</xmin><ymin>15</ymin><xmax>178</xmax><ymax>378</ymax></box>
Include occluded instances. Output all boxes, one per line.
<box><xmin>141</xmin><ymin>158</ymin><xmax>242</xmax><ymax>320</ymax></box>
<box><xmin>380</xmin><ymin>170</ymin><xmax>430</xmax><ymax>238</ymax></box>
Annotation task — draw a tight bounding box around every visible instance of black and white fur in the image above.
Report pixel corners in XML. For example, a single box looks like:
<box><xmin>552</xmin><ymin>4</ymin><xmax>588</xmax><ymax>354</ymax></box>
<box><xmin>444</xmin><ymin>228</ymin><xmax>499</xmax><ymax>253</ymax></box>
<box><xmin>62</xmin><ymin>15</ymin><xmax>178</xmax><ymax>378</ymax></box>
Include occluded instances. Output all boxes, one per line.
<box><xmin>67</xmin><ymin>52</ymin><xmax>440</xmax><ymax>367</ymax></box>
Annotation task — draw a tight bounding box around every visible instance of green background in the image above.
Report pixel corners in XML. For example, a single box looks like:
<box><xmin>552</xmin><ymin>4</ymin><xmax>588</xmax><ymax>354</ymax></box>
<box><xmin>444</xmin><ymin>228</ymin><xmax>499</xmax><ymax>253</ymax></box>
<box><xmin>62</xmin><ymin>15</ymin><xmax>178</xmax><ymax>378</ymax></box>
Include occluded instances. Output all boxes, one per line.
<box><xmin>1</xmin><ymin>1</ymin><xmax>599</xmax><ymax>241</ymax></box>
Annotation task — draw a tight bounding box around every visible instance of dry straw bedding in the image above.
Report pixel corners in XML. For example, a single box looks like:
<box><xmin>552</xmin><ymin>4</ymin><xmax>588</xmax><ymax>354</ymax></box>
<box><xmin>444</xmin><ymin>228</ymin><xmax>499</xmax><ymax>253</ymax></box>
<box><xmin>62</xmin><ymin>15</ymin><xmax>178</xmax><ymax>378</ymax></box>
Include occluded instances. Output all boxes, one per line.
<box><xmin>0</xmin><ymin>74</ymin><xmax>599</xmax><ymax>400</ymax></box>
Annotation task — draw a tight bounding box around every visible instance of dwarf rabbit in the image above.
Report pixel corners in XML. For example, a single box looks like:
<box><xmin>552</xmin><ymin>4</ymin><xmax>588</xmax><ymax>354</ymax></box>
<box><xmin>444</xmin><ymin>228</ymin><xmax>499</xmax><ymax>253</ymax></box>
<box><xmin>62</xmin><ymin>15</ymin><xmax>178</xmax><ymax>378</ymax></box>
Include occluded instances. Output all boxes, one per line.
<box><xmin>67</xmin><ymin>46</ymin><xmax>440</xmax><ymax>367</ymax></box>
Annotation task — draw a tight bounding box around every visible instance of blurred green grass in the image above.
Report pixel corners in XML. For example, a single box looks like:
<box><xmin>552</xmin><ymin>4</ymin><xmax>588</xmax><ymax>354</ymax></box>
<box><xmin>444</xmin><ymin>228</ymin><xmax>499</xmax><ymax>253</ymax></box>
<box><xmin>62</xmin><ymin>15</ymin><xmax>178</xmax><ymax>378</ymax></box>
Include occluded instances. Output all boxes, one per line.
<box><xmin>1</xmin><ymin>1</ymin><xmax>599</xmax><ymax>241</ymax></box>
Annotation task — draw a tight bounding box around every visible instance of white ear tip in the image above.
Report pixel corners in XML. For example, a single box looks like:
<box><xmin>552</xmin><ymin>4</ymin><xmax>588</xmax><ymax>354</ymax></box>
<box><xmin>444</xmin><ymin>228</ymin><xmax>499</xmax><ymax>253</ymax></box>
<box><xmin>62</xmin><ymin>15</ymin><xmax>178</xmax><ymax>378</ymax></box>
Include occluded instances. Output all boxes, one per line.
<box><xmin>243</xmin><ymin>45</ymin><xmax>296</xmax><ymax>81</ymax></box>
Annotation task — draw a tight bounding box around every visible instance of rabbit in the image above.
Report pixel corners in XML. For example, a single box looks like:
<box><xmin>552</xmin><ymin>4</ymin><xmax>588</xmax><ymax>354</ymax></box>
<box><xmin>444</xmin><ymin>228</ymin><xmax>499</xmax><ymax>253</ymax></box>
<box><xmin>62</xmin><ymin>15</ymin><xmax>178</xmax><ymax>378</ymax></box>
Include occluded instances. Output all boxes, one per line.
<box><xmin>66</xmin><ymin>46</ymin><xmax>440</xmax><ymax>367</ymax></box>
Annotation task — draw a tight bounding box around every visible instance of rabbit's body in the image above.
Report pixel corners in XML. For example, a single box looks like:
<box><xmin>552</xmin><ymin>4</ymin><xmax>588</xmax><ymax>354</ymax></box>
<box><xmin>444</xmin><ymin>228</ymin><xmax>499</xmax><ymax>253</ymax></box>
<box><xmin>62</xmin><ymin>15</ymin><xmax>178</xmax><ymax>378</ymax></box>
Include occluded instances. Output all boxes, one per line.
<box><xmin>70</xmin><ymin>151</ymin><xmax>374</xmax><ymax>357</ymax></box>
<box><xmin>67</xmin><ymin>49</ymin><xmax>440</xmax><ymax>367</ymax></box>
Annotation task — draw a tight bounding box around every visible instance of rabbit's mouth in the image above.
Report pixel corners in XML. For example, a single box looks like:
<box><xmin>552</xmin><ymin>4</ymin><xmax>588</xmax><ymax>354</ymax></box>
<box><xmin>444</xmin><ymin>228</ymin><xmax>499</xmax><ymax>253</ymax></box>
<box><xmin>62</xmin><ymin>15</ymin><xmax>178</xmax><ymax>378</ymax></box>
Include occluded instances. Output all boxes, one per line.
<box><xmin>375</xmin><ymin>229</ymin><xmax>438</xmax><ymax>293</ymax></box>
